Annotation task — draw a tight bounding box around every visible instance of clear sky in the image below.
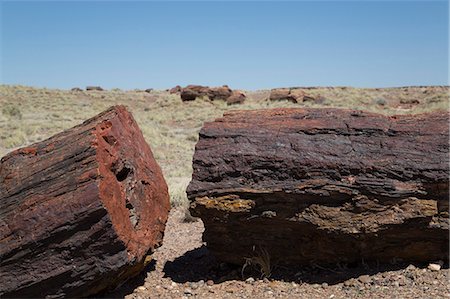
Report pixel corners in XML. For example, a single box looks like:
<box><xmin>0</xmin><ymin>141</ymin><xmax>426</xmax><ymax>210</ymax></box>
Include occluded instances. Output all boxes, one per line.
<box><xmin>1</xmin><ymin>1</ymin><xmax>448</xmax><ymax>90</ymax></box>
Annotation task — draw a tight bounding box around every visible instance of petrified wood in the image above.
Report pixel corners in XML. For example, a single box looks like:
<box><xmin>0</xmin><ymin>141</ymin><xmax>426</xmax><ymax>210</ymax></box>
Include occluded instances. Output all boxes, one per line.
<box><xmin>187</xmin><ymin>108</ymin><xmax>449</xmax><ymax>266</ymax></box>
<box><xmin>0</xmin><ymin>105</ymin><xmax>170</xmax><ymax>298</ymax></box>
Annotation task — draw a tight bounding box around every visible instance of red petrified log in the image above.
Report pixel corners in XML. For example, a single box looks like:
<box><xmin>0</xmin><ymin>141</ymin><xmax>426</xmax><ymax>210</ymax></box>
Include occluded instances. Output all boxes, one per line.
<box><xmin>0</xmin><ymin>106</ymin><xmax>170</xmax><ymax>298</ymax></box>
<box><xmin>188</xmin><ymin>108</ymin><xmax>449</xmax><ymax>266</ymax></box>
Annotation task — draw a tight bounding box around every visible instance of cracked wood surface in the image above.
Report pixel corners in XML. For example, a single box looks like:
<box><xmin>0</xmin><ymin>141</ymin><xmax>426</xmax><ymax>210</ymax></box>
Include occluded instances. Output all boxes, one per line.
<box><xmin>188</xmin><ymin>108</ymin><xmax>449</xmax><ymax>266</ymax></box>
<box><xmin>0</xmin><ymin>106</ymin><xmax>170</xmax><ymax>298</ymax></box>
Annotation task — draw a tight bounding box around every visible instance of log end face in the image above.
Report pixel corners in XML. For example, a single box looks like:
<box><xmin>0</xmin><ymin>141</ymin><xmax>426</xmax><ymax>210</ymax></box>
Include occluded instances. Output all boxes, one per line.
<box><xmin>93</xmin><ymin>106</ymin><xmax>170</xmax><ymax>261</ymax></box>
<box><xmin>0</xmin><ymin>106</ymin><xmax>170</xmax><ymax>298</ymax></box>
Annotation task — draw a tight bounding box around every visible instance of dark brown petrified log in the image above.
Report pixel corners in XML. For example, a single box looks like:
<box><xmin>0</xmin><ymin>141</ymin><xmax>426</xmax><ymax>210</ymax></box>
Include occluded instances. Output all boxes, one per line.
<box><xmin>187</xmin><ymin>108</ymin><xmax>449</xmax><ymax>267</ymax></box>
<box><xmin>0</xmin><ymin>106</ymin><xmax>170</xmax><ymax>298</ymax></box>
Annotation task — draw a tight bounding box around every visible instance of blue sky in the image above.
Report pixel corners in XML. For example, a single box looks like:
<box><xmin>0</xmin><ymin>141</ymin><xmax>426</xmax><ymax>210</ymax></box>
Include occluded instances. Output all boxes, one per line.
<box><xmin>1</xmin><ymin>1</ymin><xmax>448</xmax><ymax>90</ymax></box>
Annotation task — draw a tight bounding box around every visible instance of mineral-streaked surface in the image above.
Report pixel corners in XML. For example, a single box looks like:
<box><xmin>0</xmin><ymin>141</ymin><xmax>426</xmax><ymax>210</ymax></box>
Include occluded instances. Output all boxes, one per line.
<box><xmin>188</xmin><ymin>108</ymin><xmax>449</xmax><ymax>266</ymax></box>
<box><xmin>0</xmin><ymin>105</ymin><xmax>170</xmax><ymax>298</ymax></box>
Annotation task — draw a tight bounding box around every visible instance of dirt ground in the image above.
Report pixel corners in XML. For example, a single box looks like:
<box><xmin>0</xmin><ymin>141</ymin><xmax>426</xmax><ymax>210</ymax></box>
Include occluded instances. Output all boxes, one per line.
<box><xmin>101</xmin><ymin>208</ymin><xmax>449</xmax><ymax>299</ymax></box>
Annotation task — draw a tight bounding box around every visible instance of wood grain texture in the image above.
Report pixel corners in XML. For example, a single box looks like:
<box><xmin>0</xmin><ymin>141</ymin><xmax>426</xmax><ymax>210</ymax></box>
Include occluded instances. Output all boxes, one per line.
<box><xmin>0</xmin><ymin>105</ymin><xmax>170</xmax><ymax>298</ymax></box>
<box><xmin>188</xmin><ymin>108</ymin><xmax>449</xmax><ymax>266</ymax></box>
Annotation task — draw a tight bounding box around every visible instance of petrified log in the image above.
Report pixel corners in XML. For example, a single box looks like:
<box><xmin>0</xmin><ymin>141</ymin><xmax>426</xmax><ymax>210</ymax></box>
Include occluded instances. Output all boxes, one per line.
<box><xmin>208</xmin><ymin>86</ymin><xmax>232</xmax><ymax>101</ymax></box>
<box><xmin>187</xmin><ymin>108</ymin><xmax>449</xmax><ymax>266</ymax></box>
<box><xmin>86</xmin><ymin>85</ymin><xmax>104</xmax><ymax>91</ymax></box>
<box><xmin>0</xmin><ymin>106</ymin><xmax>170</xmax><ymax>298</ymax></box>
<box><xmin>269</xmin><ymin>88</ymin><xmax>304</xmax><ymax>103</ymax></box>
<box><xmin>180</xmin><ymin>85</ymin><xmax>210</xmax><ymax>101</ymax></box>
<box><xmin>226</xmin><ymin>91</ymin><xmax>246</xmax><ymax>105</ymax></box>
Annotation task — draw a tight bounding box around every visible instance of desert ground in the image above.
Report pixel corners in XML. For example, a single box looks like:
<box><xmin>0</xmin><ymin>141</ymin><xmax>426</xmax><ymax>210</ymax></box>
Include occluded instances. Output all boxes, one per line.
<box><xmin>0</xmin><ymin>85</ymin><xmax>448</xmax><ymax>298</ymax></box>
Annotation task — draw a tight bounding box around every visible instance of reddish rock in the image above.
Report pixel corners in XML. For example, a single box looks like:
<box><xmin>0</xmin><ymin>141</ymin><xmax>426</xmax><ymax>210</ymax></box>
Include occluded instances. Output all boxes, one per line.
<box><xmin>289</xmin><ymin>89</ymin><xmax>306</xmax><ymax>101</ymax></box>
<box><xmin>269</xmin><ymin>88</ymin><xmax>293</xmax><ymax>102</ymax></box>
<box><xmin>169</xmin><ymin>85</ymin><xmax>182</xmax><ymax>94</ymax></box>
<box><xmin>179</xmin><ymin>85</ymin><xmax>239</xmax><ymax>102</ymax></box>
<box><xmin>0</xmin><ymin>106</ymin><xmax>170</xmax><ymax>298</ymax></box>
<box><xmin>400</xmin><ymin>98</ymin><xmax>420</xmax><ymax>105</ymax></box>
<box><xmin>180</xmin><ymin>85</ymin><xmax>209</xmax><ymax>101</ymax></box>
<box><xmin>86</xmin><ymin>86</ymin><xmax>104</xmax><ymax>91</ymax></box>
<box><xmin>208</xmin><ymin>85</ymin><xmax>233</xmax><ymax>101</ymax></box>
<box><xmin>227</xmin><ymin>91</ymin><xmax>246</xmax><ymax>105</ymax></box>
<box><xmin>269</xmin><ymin>88</ymin><xmax>306</xmax><ymax>103</ymax></box>
<box><xmin>188</xmin><ymin>108</ymin><xmax>449</xmax><ymax>266</ymax></box>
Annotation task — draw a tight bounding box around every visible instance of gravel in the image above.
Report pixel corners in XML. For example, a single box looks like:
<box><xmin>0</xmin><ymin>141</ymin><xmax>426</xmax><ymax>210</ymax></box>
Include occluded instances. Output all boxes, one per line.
<box><xmin>102</xmin><ymin>207</ymin><xmax>449</xmax><ymax>299</ymax></box>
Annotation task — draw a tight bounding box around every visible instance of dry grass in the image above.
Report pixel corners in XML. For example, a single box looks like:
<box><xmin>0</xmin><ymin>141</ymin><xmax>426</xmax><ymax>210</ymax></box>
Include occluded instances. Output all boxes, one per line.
<box><xmin>0</xmin><ymin>85</ymin><xmax>448</xmax><ymax>206</ymax></box>
<box><xmin>242</xmin><ymin>246</ymin><xmax>273</xmax><ymax>279</ymax></box>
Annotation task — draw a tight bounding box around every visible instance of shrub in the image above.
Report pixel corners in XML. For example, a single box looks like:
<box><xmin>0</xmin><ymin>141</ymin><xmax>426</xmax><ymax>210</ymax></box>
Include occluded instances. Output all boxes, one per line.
<box><xmin>2</xmin><ymin>105</ymin><xmax>22</xmax><ymax>119</ymax></box>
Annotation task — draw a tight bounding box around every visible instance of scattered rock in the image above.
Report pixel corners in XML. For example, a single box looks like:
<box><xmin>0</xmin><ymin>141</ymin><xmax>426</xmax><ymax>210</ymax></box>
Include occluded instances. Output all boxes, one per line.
<box><xmin>144</xmin><ymin>88</ymin><xmax>153</xmax><ymax>93</ymax></box>
<box><xmin>206</xmin><ymin>280</ymin><xmax>214</xmax><ymax>286</ymax></box>
<box><xmin>406</xmin><ymin>264</ymin><xmax>416</xmax><ymax>271</ymax></box>
<box><xmin>246</xmin><ymin>277</ymin><xmax>255</xmax><ymax>284</ymax></box>
<box><xmin>400</xmin><ymin>98</ymin><xmax>420</xmax><ymax>105</ymax></box>
<box><xmin>359</xmin><ymin>275</ymin><xmax>371</xmax><ymax>284</ymax></box>
<box><xmin>180</xmin><ymin>85</ymin><xmax>204</xmax><ymax>101</ymax></box>
<box><xmin>269</xmin><ymin>88</ymin><xmax>324</xmax><ymax>103</ymax></box>
<box><xmin>290</xmin><ymin>89</ymin><xmax>306</xmax><ymax>101</ymax></box>
<box><xmin>179</xmin><ymin>84</ymin><xmax>242</xmax><ymax>103</ymax></box>
<box><xmin>344</xmin><ymin>279</ymin><xmax>356</xmax><ymax>287</ymax></box>
<box><xmin>261</xmin><ymin>210</ymin><xmax>277</xmax><ymax>218</ymax></box>
<box><xmin>208</xmin><ymin>85</ymin><xmax>232</xmax><ymax>101</ymax></box>
<box><xmin>180</xmin><ymin>85</ymin><xmax>211</xmax><ymax>101</ymax></box>
<box><xmin>227</xmin><ymin>90</ymin><xmax>246</xmax><ymax>105</ymax></box>
<box><xmin>86</xmin><ymin>86</ymin><xmax>104</xmax><ymax>91</ymax></box>
<box><xmin>269</xmin><ymin>88</ymin><xmax>297</xmax><ymax>103</ymax></box>
<box><xmin>169</xmin><ymin>85</ymin><xmax>182</xmax><ymax>94</ymax></box>
<box><xmin>428</xmin><ymin>263</ymin><xmax>441</xmax><ymax>271</ymax></box>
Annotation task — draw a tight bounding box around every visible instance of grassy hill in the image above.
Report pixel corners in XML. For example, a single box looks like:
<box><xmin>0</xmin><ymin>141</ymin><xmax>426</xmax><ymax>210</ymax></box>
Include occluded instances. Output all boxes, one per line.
<box><xmin>1</xmin><ymin>85</ymin><xmax>448</xmax><ymax>205</ymax></box>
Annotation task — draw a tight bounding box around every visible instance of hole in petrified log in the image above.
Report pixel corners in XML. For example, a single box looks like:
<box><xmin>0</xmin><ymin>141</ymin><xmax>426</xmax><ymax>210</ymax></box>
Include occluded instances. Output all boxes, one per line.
<box><xmin>126</xmin><ymin>201</ymin><xmax>139</xmax><ymax>228</ymax></box>
<box><xmin>102</xmin><ymin>135</ymin><xmax>117</xmax><ymax>146</ymax></box>
<box><xmin>115</xmin><ymin>165</ymin><xmax>131</xmax><ymax>182</ymax></box>
<box><xmin>110</xmin><ymin>160</ymin><xmax>140</xmax><ymax>229</ymax></box>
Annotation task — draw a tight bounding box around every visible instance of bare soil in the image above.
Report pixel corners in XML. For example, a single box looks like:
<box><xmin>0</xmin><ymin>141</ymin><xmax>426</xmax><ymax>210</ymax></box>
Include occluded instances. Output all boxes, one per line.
<box><xmin>101</xmin><ymin>208</ymin><xmax>449</xmax><ymax>299</ymax></box>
